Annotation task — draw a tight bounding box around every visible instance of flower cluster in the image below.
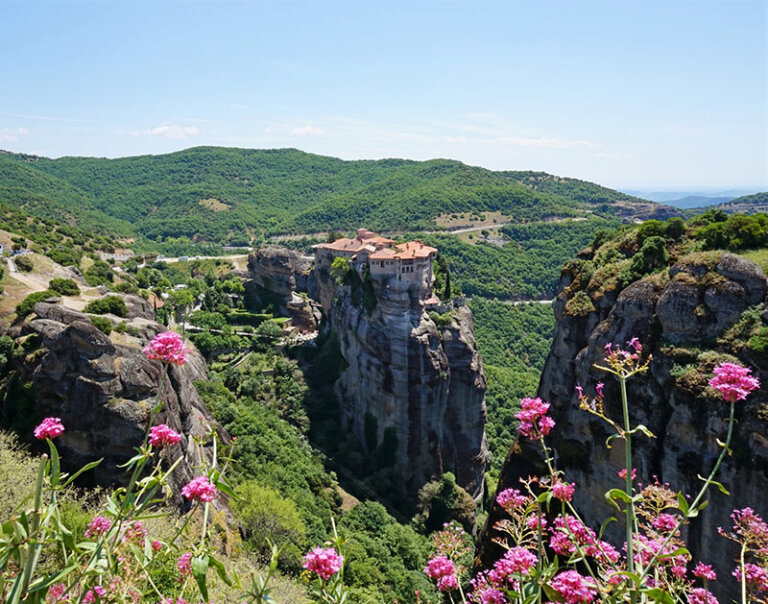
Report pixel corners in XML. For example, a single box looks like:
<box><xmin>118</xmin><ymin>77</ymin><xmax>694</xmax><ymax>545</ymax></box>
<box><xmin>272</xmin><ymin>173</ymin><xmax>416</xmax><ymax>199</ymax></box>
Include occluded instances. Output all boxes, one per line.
<box><xmin>142</xmin><ymin>330</ymin><xmax>189</xmax><ymax>366</ymax></box>
<box><xmin>424</xmin><ymin>555</ymin><xmax>458</xmax><ymax>591</ymax></box>
<box><xmin>148</xmin><ymin>423</ymin><xmax>182</xmax><ymax>448</ymax></box>
<box><xmin>34</xmin><ymin>417</ymin><xmax>65</xmax><ymax>440</ymax></box>
<box><xmin>303</xmin><ymin>547</ymin><xmax>344</xmax><ymax>581</ymax></box>
<box><xmin>181</xmin><ymin>476</ymin><xmax>217</xmax><ymax>502</ymax></box>
<box><xmin>708</xmin><ymin>361</ymin><xmax>761</xmax><ymax>403</ymax></box>
<box><xmin>549</xmin><ymin>570</ymin><xmax>598</xmax><ymax>604</ymax></box>
<box><xmin>177</xmin><ymin>552</ymin><xmax>192</xmax><ymax>578</ymax></box>
<box><xmin>84</xmin><ymin>515</ymin><xmax>112</xmax><ymax>538</ymax></box>
<box><xmin>515</xmin><ymin>397</ymin><xmax>555</xmax><ymax>438</ymax></box>
<box><xmin>496</xmin><ymin>488</ymin><xmax>528</xmax><ymax>511</ymax></box>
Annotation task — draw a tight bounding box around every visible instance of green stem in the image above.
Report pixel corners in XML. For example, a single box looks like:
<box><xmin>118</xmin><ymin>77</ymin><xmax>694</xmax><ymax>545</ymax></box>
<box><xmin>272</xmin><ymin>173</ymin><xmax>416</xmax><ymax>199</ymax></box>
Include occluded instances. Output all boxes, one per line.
<box><xmin>200</xmin><ymin>501</ymin><xmax>210</xmax><ymax>547</ymax></box>
<box><xmin>620</xmin><ymin>376</ymin><xmax>637</xmax><ymax>597</ymax></box>
<box><xmin>739</xmin><ymin>542</ymin><xmax>747</xmax><ymax>604</ymax></box>
<box><xmin>638</xmin><ymin>402</ymin><xmax>737</xmax><ymax>584</ymax></box>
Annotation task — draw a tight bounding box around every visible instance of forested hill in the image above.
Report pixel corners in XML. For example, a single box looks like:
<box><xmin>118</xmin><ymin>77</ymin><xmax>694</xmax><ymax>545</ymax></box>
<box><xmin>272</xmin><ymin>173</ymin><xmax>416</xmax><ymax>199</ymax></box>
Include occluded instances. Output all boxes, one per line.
<box><xmin>0</xmin><ymin>147</ymin><xmax>668</xmax><ymax>246</ymax></box>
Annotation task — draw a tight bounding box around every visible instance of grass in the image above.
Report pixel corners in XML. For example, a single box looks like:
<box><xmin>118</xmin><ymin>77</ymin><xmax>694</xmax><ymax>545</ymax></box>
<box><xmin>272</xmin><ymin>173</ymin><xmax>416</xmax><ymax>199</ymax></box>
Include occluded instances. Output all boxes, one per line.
<box><xmin>740</xmin><ymin>249</ymin><xmax>768</xmax><ymax>274</ymax></box>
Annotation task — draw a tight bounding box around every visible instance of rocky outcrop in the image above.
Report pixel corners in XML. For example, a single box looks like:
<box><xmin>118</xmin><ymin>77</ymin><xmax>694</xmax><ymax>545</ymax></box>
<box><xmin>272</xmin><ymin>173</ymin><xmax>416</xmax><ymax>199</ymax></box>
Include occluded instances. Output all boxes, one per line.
<box><xmin>314</xmin><ymin>258</ymin><xmax>489</xmax><ymax>502</ymax></box>
<box><xmin>1</xmin><ymin>301</ymin><xmax>225</xmax><ymax>504</ymax></box>
<box><xmin>480</xmin><ymin>252</ymin><xmax>768</xmax><ymax>598</ymax></box>
<box><xmin>247</xmin><ymin>246</ymin><xmax>321</xmax><ymax>331</ymax></box>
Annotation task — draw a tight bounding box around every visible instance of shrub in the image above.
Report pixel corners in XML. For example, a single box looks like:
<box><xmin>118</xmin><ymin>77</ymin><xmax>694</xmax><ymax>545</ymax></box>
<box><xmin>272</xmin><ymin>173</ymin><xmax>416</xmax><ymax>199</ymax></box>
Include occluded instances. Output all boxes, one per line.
<box><xmin>48</xmin><ymin>278</ymin><xmax>80</xmax><ymax>296</ymax></box>
<box><xmin>564</xmin><ymin>290</ymin><xmax>596</xmax><ymax>317</ymax></box>
<box><xmin>90</xmin><ymin>316</ymin><xmax>113</xmax><ymax>335</ymax></box>
<box><xmin>84</xmin><ymin>295</ymin><xmax>128</xmax><ymax>317</ymax></box>
<box><xmin>16</xmin><ymin>290</ymin><xmax>57</xmax><ymax>317</ymax></box>
<box><xmin>84</xmin><ymin>258</ymin><xmax>114</xmax><ymax>286</ymax></box>
<box><xmin>14</xmin><ymin>255</ymin><xmax>33</xmax><ymax>272</ymax></box>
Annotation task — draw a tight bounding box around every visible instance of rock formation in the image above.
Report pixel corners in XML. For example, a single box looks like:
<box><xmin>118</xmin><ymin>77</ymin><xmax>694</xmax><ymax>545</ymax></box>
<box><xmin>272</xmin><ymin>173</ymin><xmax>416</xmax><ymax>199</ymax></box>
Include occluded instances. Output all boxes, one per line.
<box><xmin>247</xmin><ymin>246</ymin><xmax>321</xmax><ymax>331</ymax></box>
<box><xmin>313</xmin><ymin>248</ymin><xmax>490</xmax><ymax>502</ymax></box>
<box><xmin>0</xmin><ymin>300</ymin><xmax>225</xmax><ymax>504</ymax></box>
<box><xmin>480</xmin><ymin>250</ymin><xmax>768</xmax><ymax>599</ymax></box>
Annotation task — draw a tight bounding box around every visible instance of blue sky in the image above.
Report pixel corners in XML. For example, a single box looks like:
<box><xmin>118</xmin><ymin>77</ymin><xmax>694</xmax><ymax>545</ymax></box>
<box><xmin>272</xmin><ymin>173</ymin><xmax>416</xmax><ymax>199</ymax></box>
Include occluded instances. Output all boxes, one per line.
<box><xmin>1</xmin><ymin>0</ymin><xmax>765</xmax><ymax>189</ymax></box>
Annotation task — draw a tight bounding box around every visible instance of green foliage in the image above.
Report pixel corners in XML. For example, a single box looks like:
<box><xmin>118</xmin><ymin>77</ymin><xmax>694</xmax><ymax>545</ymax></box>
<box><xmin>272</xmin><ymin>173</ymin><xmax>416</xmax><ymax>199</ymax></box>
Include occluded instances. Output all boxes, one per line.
<box><xmin>564</xmin><ymin>290</ymin><xmax>596</xmax><ymax>317</ymax></box>
<box><xmin>330</xmin><ymin>256</ymin><xmax>350</xmax><ymax>285</ymax></box>
<box><xmin>90</xmin><ymin>315</ymin><xmax>113</xmax><ymax>335</ymax></box>
<box><xmin>619</xmin><ymin>235</ymin><xmax>669</xmax><ymax>288</ymax></box>
<box><xmin>14</xmin><ymin>254</ymin><xmax>33</xmax><ymax>272</ymax></box>
<box><xmin>232</xmin><ymin>480</ymin><xmax>306</xmax><ymax>565</ymax></box>
<box><xmin>84</xmin><ymin>258</ymin><xmax>115</xmax><ymax>286</ymax></box>
<box><xmin>16</xmin><ymin>290</ymin><xmax>57</xmax><ymax>317</ymax></box>
<box><xmin>418</xmin><ymin>218</ymin><xmax>616</xmax><ymax>299</ymax></box>
<box><xmin>416</xmin><ymin>473</ymin><xmax>476</xmax><ymax>534</ymax></box>
<box><xmin>83</xmin><ymin>295</ymin><xmax>128</xmax><ymax>317</ymax></box>
<box><xmin>694</xmin><ymin>212</ymin><xmax>768</xmax><ymax>251</ymax></box>
<box><xmin>48</xmin><ymin>278</ymin><xmax>80</xmax><ymax>296</ymax></box>
<box><xmin>0</xmin><ymin>148</ymin><xmax>650</xmax><ymax>249</ymax></box>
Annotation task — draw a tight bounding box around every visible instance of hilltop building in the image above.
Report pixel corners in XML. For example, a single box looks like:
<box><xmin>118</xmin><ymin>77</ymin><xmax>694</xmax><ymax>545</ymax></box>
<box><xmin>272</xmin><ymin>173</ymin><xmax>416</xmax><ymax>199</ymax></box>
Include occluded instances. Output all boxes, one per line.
<box><xmin>314</xmin><ymin>228</ymin><xmax>438</xmax><ymax>304</ymax></box>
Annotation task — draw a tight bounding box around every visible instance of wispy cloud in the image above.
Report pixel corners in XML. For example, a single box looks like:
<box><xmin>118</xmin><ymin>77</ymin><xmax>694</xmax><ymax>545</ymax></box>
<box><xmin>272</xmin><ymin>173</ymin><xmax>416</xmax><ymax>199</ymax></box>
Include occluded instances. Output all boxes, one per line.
<box><xmin>0</xmin><ymin>111</ymin><xmax>90</xmax><ymax>123</ymax></box>
<box><xmin>131</xmin><ymin>122</ymin><xmax>200</xmax><ymax>139</ymax></box>
<box><xmin>0</xmin><ymin>127</ymin><xmax>30</xmax><ymax>142</ymax></box>
<box><xmin>291</xmin><ymin>125</ymin><xmax>324</xmax><ymax>136</ymax></box>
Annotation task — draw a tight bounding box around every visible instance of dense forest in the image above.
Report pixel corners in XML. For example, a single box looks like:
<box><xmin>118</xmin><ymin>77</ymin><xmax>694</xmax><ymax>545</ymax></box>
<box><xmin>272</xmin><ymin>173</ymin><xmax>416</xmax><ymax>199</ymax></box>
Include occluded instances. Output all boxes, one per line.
<box><xmin>0</xmin><ymin>147</ymin><xmax>655</xmax><ymax>251</ymax></box>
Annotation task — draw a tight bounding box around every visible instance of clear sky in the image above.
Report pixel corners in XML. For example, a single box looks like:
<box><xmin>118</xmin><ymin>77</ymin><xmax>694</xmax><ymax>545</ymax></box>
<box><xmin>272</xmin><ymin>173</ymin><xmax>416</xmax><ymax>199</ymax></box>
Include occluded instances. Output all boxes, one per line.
<box><xmin>1</xmin><ymin>0</ymin><xmax>766</xmax><ymax>189</ymax></box>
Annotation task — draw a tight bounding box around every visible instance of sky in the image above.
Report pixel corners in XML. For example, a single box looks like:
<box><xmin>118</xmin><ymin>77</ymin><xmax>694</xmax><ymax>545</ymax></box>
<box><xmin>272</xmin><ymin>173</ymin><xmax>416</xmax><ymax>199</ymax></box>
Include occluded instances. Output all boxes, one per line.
<box><xmin>0</xmin><ymin>0</ymin><xmax>766</xmax><ymax>190</ymax></box>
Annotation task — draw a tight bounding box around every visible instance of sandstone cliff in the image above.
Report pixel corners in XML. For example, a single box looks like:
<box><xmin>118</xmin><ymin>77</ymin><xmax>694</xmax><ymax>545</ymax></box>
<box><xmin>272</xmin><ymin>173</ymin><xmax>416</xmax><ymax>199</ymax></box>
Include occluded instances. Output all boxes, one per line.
<box><xmin>480</xmin><ymin>249</ymin><xmax>768</xmax><ymax>597</ymax></box>
<box><xmin>247</xmin><ymin>246</ymin><xmax>321</xmax><ymax>331</ymax></box>
<box><xmin>1</xmin><ymin>299</ymin><xmax>225</xmax><ymax>504</ymax></box>
<box><xmin>313</xmin><ymin>256</ymin><xmax>490</xmax><ymax>502</ymax></box>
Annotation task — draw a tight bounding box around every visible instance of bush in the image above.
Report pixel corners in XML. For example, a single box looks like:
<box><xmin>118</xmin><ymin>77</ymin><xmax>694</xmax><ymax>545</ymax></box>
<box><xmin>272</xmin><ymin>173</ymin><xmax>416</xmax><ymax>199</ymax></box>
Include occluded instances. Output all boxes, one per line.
<box><xmin>84</xmin><ymin>258</ymin><xmax>114</xmax><ymax>286</ymax></box>
<box><xmin>14</xmin><ymin>255</ymin><xmax>33</xmax><ymax>272</ymax></box>
<box><xmin>90</xmin><ymin>316</ymin><xmax>113</xmax><ymax>335</ymax></box>
<box><xmin>231</xmin><ymin>480</ymin><xmax>306</xmax><ymax>560</ymax></box>
<box><xmin>84</xmin><ymin>295</ymin><xmax>128</xmax><ymax>317</ymax></box>
<box><xmin>16</xmin><ymin>290</ymin><xmax>57</xmax><ymax>317</ymax></box>
<box><xmin>48</xmin><ymin>278</ymin><xmax>80</xmax><ymax>296</ymax></box>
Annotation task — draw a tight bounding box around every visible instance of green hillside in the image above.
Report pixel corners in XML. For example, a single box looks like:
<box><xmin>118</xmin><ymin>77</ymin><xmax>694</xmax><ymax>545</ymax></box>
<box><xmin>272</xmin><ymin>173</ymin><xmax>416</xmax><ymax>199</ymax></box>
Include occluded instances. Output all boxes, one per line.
<box><xmin>0</xmin><ymin>147</ymin><xmax>654</xmax><ymax>247</ymax></box>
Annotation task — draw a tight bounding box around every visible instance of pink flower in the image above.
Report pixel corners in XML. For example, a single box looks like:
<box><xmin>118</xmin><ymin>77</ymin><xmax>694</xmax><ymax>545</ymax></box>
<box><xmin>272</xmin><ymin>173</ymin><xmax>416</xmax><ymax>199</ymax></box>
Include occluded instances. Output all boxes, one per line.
<box><xmin>693</xmin><ymin>562</ymin><xmax>717</xmax><ymax>581</ymax></box>
<box><xmin>735</xmin><ymin>563</ymin><xmax>768</xmax><ymax>591</ymax></box>
<box><xmin>436</xmin><ymin>574</ymin><xmax>459</xmax><ymax>591</ymax></box>
<box><xmin>688</xmin><ymin>588</ymin><xmax>718</xmax><ymax>604</ymax></box>
<box><xmin>496</xmin><ymin>488</ymin><xmax>527</xmax><ymax>509</ymax></box>
<box><xmin>708</xmin><ymin>362</ymin><xmax>760</xmax><ymax>403</ymax></box>
<box><xmin>652</xmin><ymin>513</ymin><xmax>678</xmax><ymax>532</ymax></box>
<box><xmin>627</xmin><ymin>337</ymin><xmax>642</xmax><ymax>353</ymax></box>
<box><xmin>303</xmin><ymin>547</ymin><xmax>344</xmax><ymax>580</ymax></box>
<box><xmin>516</xmin><ymin>397</ymin><xmax>556</xmax><ymax>438</ymax></box>
<box><xmin>552</xmin><ymin>481</ymin><xmax>575</xmax><ymax>502</ymax></box>
<box><xmin>46</xmin><ymin>583</ymin><xmax>68</xmax><ymax>603</ymax></box>
<box><xmin>549</xmin><ymin>570</ymin><xmax>598</xmax><ymax>603</ymax></box>
<box><xmin>181</xmin><ymin>476</ymin><xmax>217</xmax><ymax>502</ymax></box>
<box><xmin>618</xmin><ymin>468</ymin><xmax>637</xmax><ymax>481</ymax></box>
<box><xmin>121</xmin><ymin>520</ymin><xmax>147</xmax><ymax>542</ymax></box>
<box><xmin>151</xmin><ymin>540</ymin><xmax>163</xmax><ymax>552</ymax></box>
<box><xmin>143</xmin><ymin>331</ymin><xmax>189</xmax><ymax>366</ymax></box>
<box><xmin>177</xmin><ymin>552</ymin><xmax>193</xmax><ymax>577</ymax></box>
<box><xmin>595</xmin><ymin>382</ymin><xmax>604</xmax><ymax>397</ymax></box>
<box><xmin>575</xmin><ymin>384</ymin><xmax>584</xmax><ymax>398</ymax></box>
<box><xmin>84</xmin><ymin>515</ymin><xmax>112</xmax><ymax>538</ymax></box>
<box><xmin>82</xmin><ymin>586</ymin><xmax>106</xmax><ymax>603</ymax></box>
<box><xmin>34</xmin><ymin>417</ymin><xmax>65</xmax><ymax>440</ymax></box>
<box><xmin>475</xmin><ymin>587</ymin><xmax>507</xmax><ymax>603</ymax></box>
<box><xmin>148</xmin><ymin>423</ymin><xmax>182</xmax><ymax>447</ymax></box>
<box><xmin>492</xmin><ymin>547</ymin><xmax>537</xmax><ymax>582</ymax></box>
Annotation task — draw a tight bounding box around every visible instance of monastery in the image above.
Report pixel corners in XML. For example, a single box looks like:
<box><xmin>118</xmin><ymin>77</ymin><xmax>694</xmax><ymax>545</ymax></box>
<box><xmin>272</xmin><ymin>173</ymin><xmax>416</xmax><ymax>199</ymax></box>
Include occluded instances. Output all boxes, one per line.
<box><xmin>314</xmin><ymin>229</ymin><xmax>440</xmax><ymax>304</ymax></box>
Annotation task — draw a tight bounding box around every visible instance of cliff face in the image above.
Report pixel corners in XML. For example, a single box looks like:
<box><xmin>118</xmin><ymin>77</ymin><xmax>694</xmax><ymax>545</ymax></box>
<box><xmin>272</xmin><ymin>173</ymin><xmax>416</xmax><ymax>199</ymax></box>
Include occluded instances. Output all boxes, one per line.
<box><xmin>314</xmin><ymin>259</ymin><xmax>489</xmax><ymax>501</ymax></box>
<box><xmin>1</xmin><ymin>300</ymin><xmax>225</xmax><ymax>503</ymax></box>
<box><xmin>247</xmin><ymin>246</ymin><xmax>321</xmax><ymax>331</ymax></box>
<box><xmin>480</xmin><ymin>251</ymin><xmax>768</xmax><ymax>595</ymax></box>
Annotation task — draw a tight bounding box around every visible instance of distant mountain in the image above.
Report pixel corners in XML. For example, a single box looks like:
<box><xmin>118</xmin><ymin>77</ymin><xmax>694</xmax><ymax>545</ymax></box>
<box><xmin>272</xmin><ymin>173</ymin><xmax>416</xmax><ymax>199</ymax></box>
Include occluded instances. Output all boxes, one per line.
<box><xmin>0</xmin><ymin>147</ymin><xmax>669</xmax><ymax>246</ymax></box>
<box><xmin>716</xmin><ymin>191</ymin><xmax>768</xmax><ymax>214</ymax></box>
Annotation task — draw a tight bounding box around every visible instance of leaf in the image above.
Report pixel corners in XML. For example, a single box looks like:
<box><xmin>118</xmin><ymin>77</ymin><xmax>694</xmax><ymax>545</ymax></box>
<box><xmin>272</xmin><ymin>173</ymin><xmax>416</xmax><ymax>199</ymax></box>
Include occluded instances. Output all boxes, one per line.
<box><xmin>677</xmin><ymin>492</ymin><xmax>690</xmax><ymax>516</ymax></box>
<box><xmin>605</xmin><ymin>488</ymin><xmax>633</xmax><ymax>511</ymax></box>
<box><xmin>215</xmin><ymin>480</ymin><xmax>237</xmax><ymax>500</ymax></box>
<box><xmin>641</xmin><ymin>587</ymin><xmax>675</xmax><ymax>603</ymax></box>
<box><xmin>208</xmin><ymin>555</ymin><xmax>233</xmax><ymax>586</ymax></box>
<box><xmin>62</xmin><ymin>459</ymin><xmax>102</xmax><ymax>487</ymax></box>
<box><xmin>634</xmin><ymin>423</ymin><xmax>656</xmax><ymax>439</ymax></box>
<box><xmin>598</xmin><ymin>516</ymin><xmax>617</xmax><ymax>539</ymax></box>
<box><xmin>605</xmin><ymin>433</ymin><xmax>621</xmax><ymax>449</ymax></box>
<box><xmin>659</xmin><ymin>546</ymin><xmax>690</xmax><ymax>560</ymax></box>
<box><xmin>47</xmin><ymin>440</ymin><xmax>60</xmax><ymax>487</ymax></box>
<box><xmin>192</xmin><ymin>555</ymin><xmax>210</xmax><ymax>601</ymax></box>
<box><xmin>698</xmin><ymin>474</ymin><xmax>730</xmax><ymax>495</ymax></box>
